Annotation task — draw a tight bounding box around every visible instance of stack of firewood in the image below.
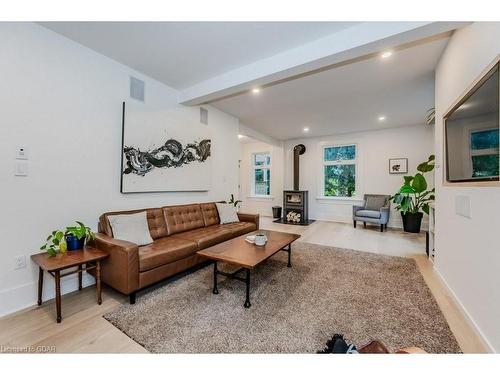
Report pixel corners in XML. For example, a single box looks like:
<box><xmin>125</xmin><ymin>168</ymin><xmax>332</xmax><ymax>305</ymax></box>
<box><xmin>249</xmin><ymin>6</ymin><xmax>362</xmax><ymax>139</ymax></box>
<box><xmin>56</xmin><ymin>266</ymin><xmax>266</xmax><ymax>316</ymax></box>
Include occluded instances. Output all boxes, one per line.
<box><xmin>286</xmin><ymin>211</ymin><xmax>301</xmax><ymax>222</ymax></box>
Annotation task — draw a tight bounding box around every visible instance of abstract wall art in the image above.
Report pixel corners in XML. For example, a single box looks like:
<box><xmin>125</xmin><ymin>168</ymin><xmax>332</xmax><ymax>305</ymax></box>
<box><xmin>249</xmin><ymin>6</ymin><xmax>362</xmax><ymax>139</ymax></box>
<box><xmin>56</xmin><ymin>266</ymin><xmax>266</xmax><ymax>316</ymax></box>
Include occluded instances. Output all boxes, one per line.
<box><xmin>120</xmin><ymin>101</ymin><xmax>212</xmax><ymax>193</ymax></box>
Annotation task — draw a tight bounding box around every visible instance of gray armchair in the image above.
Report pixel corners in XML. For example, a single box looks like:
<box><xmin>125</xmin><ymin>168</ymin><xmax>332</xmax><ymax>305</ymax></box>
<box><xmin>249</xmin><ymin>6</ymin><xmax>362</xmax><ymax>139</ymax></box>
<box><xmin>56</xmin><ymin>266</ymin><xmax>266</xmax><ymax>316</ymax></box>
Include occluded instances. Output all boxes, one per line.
<box><xmin>353</xmin><ymin>194</ymin><xmax>391</xmax><ymax>232</ymax></box>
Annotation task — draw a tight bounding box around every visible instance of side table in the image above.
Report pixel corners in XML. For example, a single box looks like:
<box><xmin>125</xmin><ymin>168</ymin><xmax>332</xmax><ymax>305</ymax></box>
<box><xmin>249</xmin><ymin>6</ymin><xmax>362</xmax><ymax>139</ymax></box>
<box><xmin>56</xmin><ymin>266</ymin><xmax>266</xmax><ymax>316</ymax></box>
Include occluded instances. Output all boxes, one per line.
<box><xmin>31</xmin><ymin>246</ymin><xmax>109</xmax><ymax>323</ymax></box>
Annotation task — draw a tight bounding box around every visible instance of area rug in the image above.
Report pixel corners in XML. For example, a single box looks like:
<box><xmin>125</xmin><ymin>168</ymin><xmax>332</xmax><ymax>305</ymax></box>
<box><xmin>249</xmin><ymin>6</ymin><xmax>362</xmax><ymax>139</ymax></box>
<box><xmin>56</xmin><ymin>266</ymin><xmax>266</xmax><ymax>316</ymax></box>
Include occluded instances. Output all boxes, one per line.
<box><xmin>104</xmin><ymin>242</ymin><xmax>461</xmax><ymax>353</ymax></box>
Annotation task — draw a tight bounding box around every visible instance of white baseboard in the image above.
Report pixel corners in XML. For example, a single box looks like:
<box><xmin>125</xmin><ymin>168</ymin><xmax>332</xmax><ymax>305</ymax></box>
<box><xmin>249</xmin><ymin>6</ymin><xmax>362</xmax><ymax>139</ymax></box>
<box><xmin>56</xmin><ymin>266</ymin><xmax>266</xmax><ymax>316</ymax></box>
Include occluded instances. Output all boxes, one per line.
<box><xmin>308</xmin><ymin>215</ymin><xmax>406</xmax><ymax>229</ymax></box>
<box><xmin>433</xmin><ymin>266</ymin><xmax>496</xmax><ymax>353</ymax></box>
<box><xmin>0</xmin><ymin>272</ymin><xmax>95</xmax><ymax>318</ymax></box>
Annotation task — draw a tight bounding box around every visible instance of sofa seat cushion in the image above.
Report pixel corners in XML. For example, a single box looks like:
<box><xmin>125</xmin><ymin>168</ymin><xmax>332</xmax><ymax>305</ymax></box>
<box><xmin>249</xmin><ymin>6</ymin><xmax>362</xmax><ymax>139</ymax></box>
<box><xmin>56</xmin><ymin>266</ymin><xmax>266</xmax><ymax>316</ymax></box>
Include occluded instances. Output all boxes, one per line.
<box><xmin>139</xmin><ymin>237</ymin><xmax>198</xmax><ymax>272</ymax></box>
<box><xmin>356</xmin><ymin>210</ymin><xmax>381</xmax><ymax>219</ymax></box>
<box><xmin>221</xmin><ymin>221</ymin><xmax>257</xmax><ymax>237</ymax></box>
<box><xmin>172</xmin><ymin>225</ymin><xmax>233</xmax><ymax>250</ymax></box>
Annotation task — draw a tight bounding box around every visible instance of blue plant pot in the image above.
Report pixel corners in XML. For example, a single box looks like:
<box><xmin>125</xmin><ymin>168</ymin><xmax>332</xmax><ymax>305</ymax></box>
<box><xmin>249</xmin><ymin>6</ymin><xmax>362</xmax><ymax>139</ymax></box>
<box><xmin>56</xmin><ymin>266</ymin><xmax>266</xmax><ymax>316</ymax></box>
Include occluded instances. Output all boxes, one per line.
<box><xmin>65</xmin><ymin>234</ymin><xmax>85</xmax><ymax>251</ymax></box>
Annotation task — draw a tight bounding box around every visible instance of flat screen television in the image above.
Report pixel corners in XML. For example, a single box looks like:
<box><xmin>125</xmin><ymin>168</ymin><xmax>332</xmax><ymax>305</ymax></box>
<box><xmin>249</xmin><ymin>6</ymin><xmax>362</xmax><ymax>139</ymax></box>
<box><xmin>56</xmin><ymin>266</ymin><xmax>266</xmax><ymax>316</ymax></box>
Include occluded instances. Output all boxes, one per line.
<box><xmin>445</xmin><ymin>63</ymin><xmax>499</xmax><ymax>183</ymax></box>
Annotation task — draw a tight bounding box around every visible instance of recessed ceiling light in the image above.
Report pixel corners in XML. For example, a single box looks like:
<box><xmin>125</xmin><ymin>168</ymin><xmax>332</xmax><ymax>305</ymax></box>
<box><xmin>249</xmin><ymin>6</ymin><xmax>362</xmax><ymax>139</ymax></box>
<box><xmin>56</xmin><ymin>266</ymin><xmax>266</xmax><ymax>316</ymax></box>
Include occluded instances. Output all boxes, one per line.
<box><xmin>381</xmin><ymin>51</ymin><xmax>393</xmax><ymax>59</ymax></box>
<box><xmin>303</xmin><ymin>127</ymin><xmax>310</xmax><ymax>133</ymax></box>
<box><xmin>251</xmin><ymin>88</ymin><xmax>261</xmax><ymax>94</ymax></box>
<box><xmin>378</xmin><ymin>116</ymin><xmax>386</xmax><ymax>121</ymax></box>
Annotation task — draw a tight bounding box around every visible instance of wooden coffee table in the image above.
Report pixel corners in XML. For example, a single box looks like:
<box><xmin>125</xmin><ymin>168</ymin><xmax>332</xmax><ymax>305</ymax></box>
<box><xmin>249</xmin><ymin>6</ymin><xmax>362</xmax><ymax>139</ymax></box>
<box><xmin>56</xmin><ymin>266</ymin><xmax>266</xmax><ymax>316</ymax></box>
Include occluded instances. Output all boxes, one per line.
<box><xmin>31</xmin><ymin>246</ymin><xmax>109</xmax><ymax>323</ymax></box>
<box><xmin>197</xmin><ymin>230</ymin><xmax>300</xmax><ymax>308</ymax></box>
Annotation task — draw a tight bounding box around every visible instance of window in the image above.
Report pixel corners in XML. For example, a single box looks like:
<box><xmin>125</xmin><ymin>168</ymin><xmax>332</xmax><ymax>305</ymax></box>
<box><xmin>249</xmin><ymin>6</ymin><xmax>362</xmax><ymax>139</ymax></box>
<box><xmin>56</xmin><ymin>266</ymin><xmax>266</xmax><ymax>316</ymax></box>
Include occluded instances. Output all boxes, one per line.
<box><xmin>470</xmin><ymin>129</ymin><xmax>499</xmax><ymax>178</ymax></box>
<box><xmin>252</xmin><ymin>152</ymin><xmax>271</xmax><ymax>196</ymax></box>
<box><xmin>323</xmin><ymin>144</ymin><xmax>356</xmax><ymax>197</ymax></box>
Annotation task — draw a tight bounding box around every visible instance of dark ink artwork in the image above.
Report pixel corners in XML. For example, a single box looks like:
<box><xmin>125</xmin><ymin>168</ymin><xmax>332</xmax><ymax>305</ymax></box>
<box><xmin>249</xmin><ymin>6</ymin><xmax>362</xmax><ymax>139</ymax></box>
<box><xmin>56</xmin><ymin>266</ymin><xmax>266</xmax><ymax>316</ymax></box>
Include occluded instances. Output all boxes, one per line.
<box><xmin>123</xmin><ymin>138</ymin><xmax>211</xmax><ymax>176</ymax></box>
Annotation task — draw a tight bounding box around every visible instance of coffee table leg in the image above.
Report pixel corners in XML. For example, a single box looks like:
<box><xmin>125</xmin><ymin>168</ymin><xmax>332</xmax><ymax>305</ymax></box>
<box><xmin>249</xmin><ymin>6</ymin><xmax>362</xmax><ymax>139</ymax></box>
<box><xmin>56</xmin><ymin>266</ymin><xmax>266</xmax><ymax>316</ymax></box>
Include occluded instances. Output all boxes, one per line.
<box><xmin>287</xmin><ymin>244</ymin><xmax>292</xmax><ymax>267</ymax></box>
<box><xmin>37</xmin><ymin>267</ymin><xmax>43</xmax><ymax>306</ymax></box>
<box><xmin>55</xmin><ymin>270</ymin><xmax>62</xmax><ymax>323</ymax></box>
<box><xmin>78</xmin><ymin>264</ymin><xmax>83</xmax><ymax>290</ymax></box>
<box><xmin>96</xmin><ymin>260</ymin><xmax>102</xmax><ymax>305</ymax></box>
<box><xmin>244</xmin><ymin>268</ymin><xmax>251</xmax><ymax>308</ymax></box>
<box><xmin>212</xmin><ymin>261</ymin><xmax>219</xmax><ymax>294</ymax></box>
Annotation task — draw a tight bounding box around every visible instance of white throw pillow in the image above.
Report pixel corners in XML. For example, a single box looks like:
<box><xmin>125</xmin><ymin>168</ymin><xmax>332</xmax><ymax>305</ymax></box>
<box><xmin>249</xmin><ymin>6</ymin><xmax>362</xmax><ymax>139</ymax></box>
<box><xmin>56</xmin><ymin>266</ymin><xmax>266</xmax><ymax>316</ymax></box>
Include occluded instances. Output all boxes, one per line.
<box><xmin>107</xmin><ymin>211</ymin><xmax>153</xmax><ymax>246</ymax></box>
<box><xmin>216</xmin><ymin>203</ymin><xmax>240</xmax><ymax>224</ymax></box>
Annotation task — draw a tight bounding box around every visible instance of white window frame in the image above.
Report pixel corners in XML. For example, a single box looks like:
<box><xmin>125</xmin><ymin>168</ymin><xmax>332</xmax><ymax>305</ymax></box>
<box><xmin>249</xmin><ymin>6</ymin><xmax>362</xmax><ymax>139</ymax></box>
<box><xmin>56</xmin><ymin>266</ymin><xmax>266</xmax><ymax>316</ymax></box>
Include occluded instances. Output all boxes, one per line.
<box><xmin>321</xmin><ymin>143</ymin><xmax>358</xmax><ymax>199</ymax></box>
<box><xmin>468</xmin><ymin>128</ymin><xmax>500</xmax><ymax>179</ymax></box>
<box><xmin>251</xmin><ymin>151</ymin><xmax>272</xmax><ymax>197</ymax></box>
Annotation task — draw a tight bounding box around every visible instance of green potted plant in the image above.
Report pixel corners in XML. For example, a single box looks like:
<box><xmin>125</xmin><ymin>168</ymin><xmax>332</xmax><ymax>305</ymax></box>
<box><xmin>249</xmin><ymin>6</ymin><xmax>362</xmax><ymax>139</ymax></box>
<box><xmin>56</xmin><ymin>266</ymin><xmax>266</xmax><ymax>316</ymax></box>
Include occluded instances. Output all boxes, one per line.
<box><xmin>40</xmin><ymin>221</ymin><xmax>95</xmax><ymax>256</ymax></box>
<box><xmin>228</xmin><ymin>194</ymin><xmax>242</xmax><ymax>210</ymax></box>
<box><xmin>390</xmin><ymin>155</ymin><xmax>435</xmax><ymax>233</ymax></box>
<box><xmin>64</xmin><ymin>221</ymin><xmax>95</xmax><ymax>250</ymax></box>
<box><xmin>41</xmin><ymin>230</ymin><xmax>67</xmax><ymax>256</ymax></box>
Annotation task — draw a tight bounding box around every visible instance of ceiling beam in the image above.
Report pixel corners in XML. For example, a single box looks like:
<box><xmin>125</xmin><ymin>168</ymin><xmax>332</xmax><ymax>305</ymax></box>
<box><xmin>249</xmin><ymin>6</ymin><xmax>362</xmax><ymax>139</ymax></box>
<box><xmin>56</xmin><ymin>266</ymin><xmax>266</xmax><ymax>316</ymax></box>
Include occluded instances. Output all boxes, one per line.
<box><xmin>179</xmin><ymin>22</ymin><xmax>469</xmax><ymax>106</ymax></box>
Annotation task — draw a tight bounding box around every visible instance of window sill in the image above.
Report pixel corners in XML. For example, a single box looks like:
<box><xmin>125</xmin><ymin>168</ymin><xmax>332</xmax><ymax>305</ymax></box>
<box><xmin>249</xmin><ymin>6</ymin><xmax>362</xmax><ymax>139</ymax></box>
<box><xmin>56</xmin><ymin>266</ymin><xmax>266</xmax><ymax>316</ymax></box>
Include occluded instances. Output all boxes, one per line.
<box><xmin>247</xmin><ymin>195</ymin><xmax>275</xmax><ymax>200</ymax></box>
<box><xmin>316</xmin><ymin>196</ymin><xmax>363</xmax><ymax>202</ymax></box>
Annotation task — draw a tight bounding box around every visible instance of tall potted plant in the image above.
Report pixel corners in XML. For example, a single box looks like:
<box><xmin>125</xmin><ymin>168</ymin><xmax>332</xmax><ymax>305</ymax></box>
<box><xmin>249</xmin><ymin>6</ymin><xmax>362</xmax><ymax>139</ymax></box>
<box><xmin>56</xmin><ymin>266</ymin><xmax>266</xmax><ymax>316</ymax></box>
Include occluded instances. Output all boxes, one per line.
<box><xmin>390</xmin><ymin>155</ymin><xmax>435</xmax><ymax>233</ymax></box>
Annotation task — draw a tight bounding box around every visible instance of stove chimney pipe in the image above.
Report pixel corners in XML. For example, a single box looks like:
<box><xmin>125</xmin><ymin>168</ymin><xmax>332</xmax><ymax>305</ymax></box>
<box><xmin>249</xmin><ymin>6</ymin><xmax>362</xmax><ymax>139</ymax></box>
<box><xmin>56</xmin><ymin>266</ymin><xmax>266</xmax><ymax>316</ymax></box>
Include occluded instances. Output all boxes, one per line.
<box><xmin>293</xmin><ymin>144</ymin><xmax>306</xmax><ymax>191</ymax></box>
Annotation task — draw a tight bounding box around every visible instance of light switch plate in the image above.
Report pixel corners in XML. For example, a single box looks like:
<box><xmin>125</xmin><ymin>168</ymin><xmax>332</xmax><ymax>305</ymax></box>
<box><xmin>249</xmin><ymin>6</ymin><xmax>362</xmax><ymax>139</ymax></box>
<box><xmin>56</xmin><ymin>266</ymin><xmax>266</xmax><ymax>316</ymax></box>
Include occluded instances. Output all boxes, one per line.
<box><xmin>455</xmin><ymin>195</ymin><xmax>471</xmax><ymax>218</ymax></box>
<box><xmin>15</xmin><ymin>160</ymin><xmax>29</xmax><ymax>176</ymax></box>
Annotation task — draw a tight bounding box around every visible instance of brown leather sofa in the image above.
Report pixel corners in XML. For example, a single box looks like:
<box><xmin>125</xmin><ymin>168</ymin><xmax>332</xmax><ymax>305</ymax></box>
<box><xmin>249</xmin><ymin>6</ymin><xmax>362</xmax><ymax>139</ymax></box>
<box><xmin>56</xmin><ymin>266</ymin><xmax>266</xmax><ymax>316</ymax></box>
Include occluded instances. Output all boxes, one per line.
<box><xmin>93</xmin><ymin>202</ymin><xmax>259</xmax><ymax>303</ymax></box>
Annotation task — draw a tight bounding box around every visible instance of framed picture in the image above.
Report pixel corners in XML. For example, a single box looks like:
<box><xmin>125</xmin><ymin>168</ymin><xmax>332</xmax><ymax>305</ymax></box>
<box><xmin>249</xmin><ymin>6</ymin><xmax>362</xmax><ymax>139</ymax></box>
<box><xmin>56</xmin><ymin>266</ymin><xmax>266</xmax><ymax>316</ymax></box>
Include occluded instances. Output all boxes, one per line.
<box><xmin>120</xmin><ymin>101</ymin><xmax>212</xmax><ymax>193</ymax></box>
<box><xmin>389</xmin><ymin>158</ymin><xmax>408</xmax><ymax>174</ymax></box>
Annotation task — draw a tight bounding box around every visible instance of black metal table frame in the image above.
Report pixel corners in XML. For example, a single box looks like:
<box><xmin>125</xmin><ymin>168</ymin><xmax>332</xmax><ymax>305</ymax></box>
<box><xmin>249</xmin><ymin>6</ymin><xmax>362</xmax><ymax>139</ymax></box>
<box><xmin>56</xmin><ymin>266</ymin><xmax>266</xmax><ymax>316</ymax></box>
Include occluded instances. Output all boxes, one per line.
<box><xmin>212</xmin><ymin>243</ymin><xmax>292</xmax><ymax>308</ymax></box>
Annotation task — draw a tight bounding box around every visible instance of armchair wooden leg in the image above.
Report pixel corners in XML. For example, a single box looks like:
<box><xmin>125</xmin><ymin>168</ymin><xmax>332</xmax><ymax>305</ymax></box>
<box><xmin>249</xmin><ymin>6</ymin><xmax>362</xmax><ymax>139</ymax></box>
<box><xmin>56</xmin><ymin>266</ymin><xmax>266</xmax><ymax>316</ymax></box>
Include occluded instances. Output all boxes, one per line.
<box><xmin>380</xmin><ymin>224</ymin><xmax>384</xmax><ymax>232</ymax></box>
<box><xmin>363</xmin><ymin>222</ymin><xmax>366</xmax><ymax>228</ymax></box>
<box><xmin>353</xmin><ymin>220</ymin><xmax>356</xmax><ymax>228</ymax></box>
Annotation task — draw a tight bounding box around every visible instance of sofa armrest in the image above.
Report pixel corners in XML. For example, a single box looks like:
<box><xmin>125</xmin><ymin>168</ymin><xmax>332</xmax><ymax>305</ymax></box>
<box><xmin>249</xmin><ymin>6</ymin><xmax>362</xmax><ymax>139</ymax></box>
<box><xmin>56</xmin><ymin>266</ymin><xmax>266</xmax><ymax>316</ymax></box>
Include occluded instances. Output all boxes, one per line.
<box><xmin>92</xmin><ymin>233</ymin><xmax>139</xmax><ymax>295</ymax></box>
<box><xmin>237</xmin><ymin>212</ymin><xmax>260</xmax><ymax>229</ymax></box>
<box><xmin>352</xmin><ymin>205</ymin><xmax>364</xmax><ymax>217</ymax></box>
<box><xmin>380</xmin><ymin>206</ymin><xmax>390</xmax><ymax>225</ymax></box>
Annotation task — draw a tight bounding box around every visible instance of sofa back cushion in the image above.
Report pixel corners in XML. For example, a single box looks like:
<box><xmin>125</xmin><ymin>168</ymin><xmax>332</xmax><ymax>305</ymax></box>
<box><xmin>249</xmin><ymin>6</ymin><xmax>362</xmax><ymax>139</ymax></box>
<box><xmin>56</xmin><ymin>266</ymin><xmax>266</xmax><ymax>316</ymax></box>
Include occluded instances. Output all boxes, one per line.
<box><xmin>200</xmin><ymin>203</ymin><xmax>220</xmax><ymax>227</ymax></box>
<box><xmin>364</xmin><ymin>195</ymin><xmax>390</xmax><ymax>211</ymax></box>
<box><xmin>163</xmin><ymin>204</ymin><xmax>205</xmax><ymax>235</ymax></box>
<box><xmin>99</xmin><ymin>208</ymin><xmax>168</xmax><ymax>240</ymax></box>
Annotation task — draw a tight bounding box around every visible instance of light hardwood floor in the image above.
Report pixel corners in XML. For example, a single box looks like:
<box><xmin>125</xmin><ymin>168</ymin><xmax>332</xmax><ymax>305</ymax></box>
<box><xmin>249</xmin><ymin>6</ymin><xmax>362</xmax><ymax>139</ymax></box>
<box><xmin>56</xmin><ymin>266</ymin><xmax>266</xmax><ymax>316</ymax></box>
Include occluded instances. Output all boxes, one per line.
<box><xmin>0</xmin><ymin>218</ymin><xmax>488</xmax><ymax>353</ymax></box>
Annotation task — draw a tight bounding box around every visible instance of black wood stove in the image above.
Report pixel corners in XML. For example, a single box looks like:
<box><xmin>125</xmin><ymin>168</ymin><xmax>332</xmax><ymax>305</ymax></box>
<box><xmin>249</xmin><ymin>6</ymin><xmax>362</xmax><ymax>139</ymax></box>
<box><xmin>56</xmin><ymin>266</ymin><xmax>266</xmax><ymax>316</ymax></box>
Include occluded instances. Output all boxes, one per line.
<box><xmin>275</xmin><ymin>144</ymin><xmax>314</xmax><ymax>225</ymax></box>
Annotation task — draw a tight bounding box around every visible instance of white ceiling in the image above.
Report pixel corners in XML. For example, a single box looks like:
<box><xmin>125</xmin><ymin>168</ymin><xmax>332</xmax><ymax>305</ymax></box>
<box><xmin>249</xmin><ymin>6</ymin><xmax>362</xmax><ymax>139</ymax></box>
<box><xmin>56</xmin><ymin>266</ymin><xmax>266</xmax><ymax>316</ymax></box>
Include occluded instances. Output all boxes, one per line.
<box><xmin>211</xmin><ymin>36</ymin><xmax>449</xmax><ymax>140</ymax></box>
<box><xmin>238</xmin><ymin>135</ymin><xmax>260</xmax><ymax>144</ymax></box>
<box><xmin>39</xmin><ymin>21</ymin><xmax>359</xmax><ymax>89</ymax></box>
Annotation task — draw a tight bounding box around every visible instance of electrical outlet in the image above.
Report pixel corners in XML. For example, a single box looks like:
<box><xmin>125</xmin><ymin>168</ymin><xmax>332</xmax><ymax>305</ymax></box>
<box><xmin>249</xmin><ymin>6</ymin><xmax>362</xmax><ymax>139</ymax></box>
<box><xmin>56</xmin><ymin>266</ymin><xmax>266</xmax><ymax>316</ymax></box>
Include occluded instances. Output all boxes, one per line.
<box><xmin>14</xmin><ymin>255</ymin><xmax>26</xmax><ymax>270</ymax></box>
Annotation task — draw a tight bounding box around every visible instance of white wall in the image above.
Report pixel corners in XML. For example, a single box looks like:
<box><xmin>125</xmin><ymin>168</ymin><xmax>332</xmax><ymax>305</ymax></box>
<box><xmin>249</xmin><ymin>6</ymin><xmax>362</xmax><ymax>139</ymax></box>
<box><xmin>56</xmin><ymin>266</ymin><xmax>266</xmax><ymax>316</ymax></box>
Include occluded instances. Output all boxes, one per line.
<box><xmin>434</xmin><ymin>22</ymin><xmax>500</xmax><ymax>352</ymax></box>
<box><xmin>283</xmin><ymin>125</ymin><xmax>434</xmax><ymax>228</ymax></box>
<box><xmin>239</xmin><ymin>141</ymin><xmax>284</xmax><ymax>216</ymax></box>
<box><xmin>0</xmin><ymin>23</ymin><xmax>241</xmax><ymax>317</ymax></box>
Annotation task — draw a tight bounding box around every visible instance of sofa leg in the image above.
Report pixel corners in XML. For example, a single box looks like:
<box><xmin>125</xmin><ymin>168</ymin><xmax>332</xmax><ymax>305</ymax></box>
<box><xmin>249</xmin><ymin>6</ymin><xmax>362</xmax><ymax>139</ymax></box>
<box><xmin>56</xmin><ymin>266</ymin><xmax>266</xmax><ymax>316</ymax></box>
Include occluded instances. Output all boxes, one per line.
<box><xmin>129</xmin><ymin>292</ymin><xmax>136</xmax><ymax>304</ymax></box>
<box><xmin>353</xmin><ymin>220</ymin><xmax>356</xmax><ymax>228</ymax></box>
<box><xmin>363</xmin><ymin>222</ymin><xmax>366</xmax><ymax>228</ymax></box>
<box><xmin>380</xmin><ymin>224</ymin><xmax>384</xmax><ymax>232</ymax></box>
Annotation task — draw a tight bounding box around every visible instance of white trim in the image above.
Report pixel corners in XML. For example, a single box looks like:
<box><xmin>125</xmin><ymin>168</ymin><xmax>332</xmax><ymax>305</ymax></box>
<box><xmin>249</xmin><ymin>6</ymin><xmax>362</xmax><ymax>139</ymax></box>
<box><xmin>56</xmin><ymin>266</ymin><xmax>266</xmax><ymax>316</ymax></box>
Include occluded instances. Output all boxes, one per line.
<box><xmin>247</xmin><ymin>195</ymin><xmax>275</xmax><ymax>200</ymax></box>
<box><xmin>433</xmin><ymin>266</ymin><xmax>496</xmax><ymax>353</ymax></box>
<box><xmin>0</xmin><ymin>272</ymin><xmax>95</xmax><ymax>318</ymax></box>
<box><xmin>316</xmin><ymin>196</ymin><xmax>362</xmax><ymax>202</ymax></box>
<box><xmin>468</xmin><ymin>128</ymin><xmax>499</xmax><ymax>179</ymax></box>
